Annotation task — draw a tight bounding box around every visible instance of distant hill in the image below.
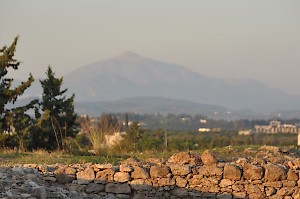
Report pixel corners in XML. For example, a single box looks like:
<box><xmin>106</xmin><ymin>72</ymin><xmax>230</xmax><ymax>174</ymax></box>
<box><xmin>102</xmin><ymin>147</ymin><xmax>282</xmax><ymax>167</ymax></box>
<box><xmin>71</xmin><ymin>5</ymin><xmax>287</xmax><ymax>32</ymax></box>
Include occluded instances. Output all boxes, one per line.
<box><xmin>63</xmin><ymin>52</ymin><xmax>300</xmax><ymax>112</ymax></box>
<box><xmin>75</xmin><ymin>96</ymin><xmax>229</xmax><ymax>117</ymax></box>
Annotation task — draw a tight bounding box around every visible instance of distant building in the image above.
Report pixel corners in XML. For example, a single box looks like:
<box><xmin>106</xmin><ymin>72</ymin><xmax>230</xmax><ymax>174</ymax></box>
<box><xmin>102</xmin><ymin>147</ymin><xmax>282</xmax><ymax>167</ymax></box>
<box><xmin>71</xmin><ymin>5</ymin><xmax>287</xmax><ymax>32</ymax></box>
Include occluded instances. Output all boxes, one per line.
<box><xmin>198</xmin><ymin>128</ymin><xmax>221</xmax><ymax>133</ymax></box>
<box><xmin>198</xmin><ymin>128</ymin><xmax>211</xmax><ymax>132</ymax></box>
<box><xmin>255</xmin><ymin>120</ymin><xmax>299</xmax><ymax>134</ymax></box>
<box><xmin>238</xmin><ymin>129</ymin><xmax>253</xmax><ymax>135</ymax></box>
<box><xmin>199</xmin><ymin>119</ymin><xmax>207</xmax><ymax>124</ymax></box>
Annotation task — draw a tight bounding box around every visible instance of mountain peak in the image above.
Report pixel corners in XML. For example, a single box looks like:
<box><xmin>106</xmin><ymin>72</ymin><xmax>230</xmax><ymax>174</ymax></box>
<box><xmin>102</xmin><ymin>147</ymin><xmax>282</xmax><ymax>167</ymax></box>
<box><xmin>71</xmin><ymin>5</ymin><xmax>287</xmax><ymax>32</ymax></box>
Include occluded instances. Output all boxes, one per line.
<box><xmin>115</xmin><ymin>51</ymin><xmax>141</xmax><ymax>59</ymax></box>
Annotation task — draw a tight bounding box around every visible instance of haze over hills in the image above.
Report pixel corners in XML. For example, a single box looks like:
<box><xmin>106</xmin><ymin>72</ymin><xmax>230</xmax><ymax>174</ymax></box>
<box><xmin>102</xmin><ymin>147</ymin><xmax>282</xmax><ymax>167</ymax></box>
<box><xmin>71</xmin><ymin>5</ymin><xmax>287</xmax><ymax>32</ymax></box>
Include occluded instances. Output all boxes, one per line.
<box><xmin>62</xmin><ymin>52</ymin><xmax>300</xmax><ymax>112</ymax></box>
<box><xmin>74</xmin><ymin>96</ymin><xmax>229</xmax><ymax>117</ymax></box>
<box><xmin>20</xmin><ymin>52</ymin><xmax>300</xmax><ymax>118</ymax></box>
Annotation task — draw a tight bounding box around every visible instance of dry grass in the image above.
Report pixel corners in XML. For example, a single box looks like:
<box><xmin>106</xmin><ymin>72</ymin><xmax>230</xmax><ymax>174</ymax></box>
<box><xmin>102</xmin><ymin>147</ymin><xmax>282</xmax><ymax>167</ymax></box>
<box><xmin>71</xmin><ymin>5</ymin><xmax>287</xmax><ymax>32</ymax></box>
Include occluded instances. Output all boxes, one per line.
<box><xmin>0</xmin><ymin>149</ymin><xmax>124</xmax><ymax>165</ymax></box>
<box><xmin>80</xmin><ymin>118</ymin><xmax>121</xmax><ymax>156</ymax></box>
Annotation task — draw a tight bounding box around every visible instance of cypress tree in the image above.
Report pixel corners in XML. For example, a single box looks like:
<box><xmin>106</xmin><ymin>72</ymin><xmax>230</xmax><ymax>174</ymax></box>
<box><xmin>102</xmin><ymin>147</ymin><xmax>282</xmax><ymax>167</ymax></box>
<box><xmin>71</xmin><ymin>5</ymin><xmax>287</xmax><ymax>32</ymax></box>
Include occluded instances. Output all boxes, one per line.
<box><xmin>33</xmin><ymin>66</ymin><xmax>78</xmax><ymax>150</ymax></box>
<box><xmin>0</xmin><ymin>36</ymin><xmax>36</xmax><ymax>147</ymax></box>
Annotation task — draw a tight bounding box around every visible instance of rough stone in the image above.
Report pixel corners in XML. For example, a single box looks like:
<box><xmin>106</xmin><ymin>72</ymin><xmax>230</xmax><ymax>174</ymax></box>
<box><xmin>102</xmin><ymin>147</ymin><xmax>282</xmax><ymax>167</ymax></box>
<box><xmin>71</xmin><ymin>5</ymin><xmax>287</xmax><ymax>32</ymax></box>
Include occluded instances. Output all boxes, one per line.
<box><xmin>85</xmin><ymin>183</ymin><xmax>104</xmax><ymax>193</ymax></box>
<box><xmin>1</xmin><ymin>150</ymin><xmax>300</xmax><ymax>199</ymax></box>
<box><xmin>114</xmin><ymin>172</ymin><xmax>130</xmax><ymax>183</ymax></box>
<box><xmin>220</xmin><ymin>179</ymin><xmax>233</xmax><ymax>187</ymax></box>
<box><xmin>168</xmin><ymin>152</ymin><xmax>199</xmax><ymax>165</ymax></box>
<box><xmin>198</xmin><ymin>165</ymin><xmax>223</xmax><ymax>177</ymax></box>
<box><xmin>131</xmin><ymin>166</ymin><xmax>149</xmax><ymax>179</ymax></box>
<box><xmin>170</xmin><ymin>164</ymin><xmax>191</xmax><ymax>176</ymax></box>
<box><xmin>76</xmin><ymin>167</ymin><xmax>95</xmax><ymax>184</ymax></box>
<box><xmin>171</xmin><ymin>187</ymin><xmax>189</xmax><ymax>197</ymax></box>
<box><xmin>95</xmin><ymin>169</ymin><xmax>115</xmax><ymax>183</ymax></box>
<box><xmin>94</xmin><ymin>164</ymin><xmax>113</xmax><ymax>169</ymax></box>
<box><xmin>201</xmin><ymin>150</ymin><xmax>218</xmax><ymax>165</ymax></box>
<box><xmin>105</xmin><ymin>182</ymin><xmax>131</xmax><ymax>194</ymax></box>
<box><xmin>224</xmin><ymin>164</ymin><xmax>242</xmax><ymax>181</ymax></box>
<box><xmin>287</xmin><ymin>170</ymin><xmax>299</xmax><ymax>181</ymax></box>
<box><xmin>54</xmin><ymin>166</ymin><xmax>76</xmax><ymax>184</ymax></box>
<box><xmin>119</xmin><ymin>164</ymin><xmax>133</xmax><ymax>172</ymax></box>
<box><xmin>243</xmin><ymin>163</ymin><xmax>264</xmax><ymax>180</ymax></box>
<box><xmin>31</xmin><ymin>185</ymin><xmax>47</xmax><ymax>199</ymax></box>
<box><xmin>175</xmin><ymin>177</ymin><xmax>187</xmax><ymax>188</ymax></box>
<box><xmin>265</xmin><ymin>164</ymin><xmax>287</xmax><ymax>182</ymax></box>
<box><xmin>150</xmin><ymin>165</ymin><xmax>170</xmax><ymax>178</ymax></box>
<box><xmin>130</xmin><ymin>179</ymin><xmax>152</xmax><ymax>191</ymax></box>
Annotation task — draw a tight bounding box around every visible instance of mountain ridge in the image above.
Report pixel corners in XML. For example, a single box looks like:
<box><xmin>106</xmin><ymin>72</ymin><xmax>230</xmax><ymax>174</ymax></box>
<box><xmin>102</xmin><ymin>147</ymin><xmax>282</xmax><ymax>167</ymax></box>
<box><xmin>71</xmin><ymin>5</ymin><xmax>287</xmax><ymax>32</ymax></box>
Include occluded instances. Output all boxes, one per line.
<box><xmin>63</xmin><ymin>52</ymin><xmax>299</xmax><ymax>112</ymax></box>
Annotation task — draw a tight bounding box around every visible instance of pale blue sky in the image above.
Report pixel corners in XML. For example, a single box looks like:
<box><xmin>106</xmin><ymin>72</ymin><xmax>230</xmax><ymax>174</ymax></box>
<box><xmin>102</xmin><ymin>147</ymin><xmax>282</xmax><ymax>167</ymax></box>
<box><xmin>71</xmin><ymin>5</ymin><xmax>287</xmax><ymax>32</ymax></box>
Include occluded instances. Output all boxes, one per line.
<box><xmin>1</xmin><ymin>0</ymin><xmax>300</xmax><ymax>95</ymax></box>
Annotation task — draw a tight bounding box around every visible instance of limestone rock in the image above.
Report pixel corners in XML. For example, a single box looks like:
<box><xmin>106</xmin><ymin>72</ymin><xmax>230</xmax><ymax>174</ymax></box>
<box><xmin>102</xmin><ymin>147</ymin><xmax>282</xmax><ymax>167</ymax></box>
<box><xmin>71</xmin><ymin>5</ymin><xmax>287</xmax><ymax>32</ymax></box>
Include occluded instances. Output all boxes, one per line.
<box><xmin>287</xmin><ymin>170</ymin><xmax>299</xmax><ymax>181</ymax></box>
<box><xmin>131</xmin><ymin>166</ymin><xmax>149</xmax><ymax>179</ymax></box>
<box><xmin>243</xmin><ymin>163</ymin><xmax>264</xmax><ymax>180</ymax></box>
<box><xmin>94</xmin><ymin>164</ymin><xmax>113</xmax><ymax>169</ymax></box>
<box><xmin>224</xmin><ymin>164</ymin><xmax>242</xmax><ymax>181</ymax></box>
<box><xmin>167</xmin><ymin>152</ymin><xmax>199</xmax><ymax>165</ymax></box>
<box><xmin>201</xmin><ymin>150</ymin><xmax>218</xmax><ymax>166</ymax></box>
<box><xmin>76</xmin><ymin>167</ymin><xmax>95</xmax><ymax>183</ymax></box>
<box><xmin>175</xmin><ymin>177</ymin><xmax>187</xmax><ymax>188</ymax></box>
<box><xmin>119</xmin><ymin>164</ymin><xmax>133</xmax><ymax>172</ymax></box>
<box><xmin>220</xmin><ymin>179</ymin><xmax>233</xmax><ymax>187</ymax></box>
<box><xmin>264</xmin><ymin>164</ymin><xmax>287</xmax><ymax>181</ymax></box>
<box><xmin>150</xmin><ymin>165</ymin><xmax>170</xmax><ymax>178</ymax></box>
<box><xmin>121</xmin><ymin>157</ymin><xmax>140</xmax><ymax>166</ymax></box>
<box><xmin>198</xmin><ymin>165</ymin><xmax>223</xmax><ymax>177</ymax></box>
<box><xmin>170</xmin><ymin>164</ymin><xmax>191</xmax><ymax>176</ymax></box>
<box><xmin>145</xmin><ymin>158</ymin><xmax>166</xmax><ymax>165</ymax></box>
<box><xmin>114</xmin><ymin>172</ymin><xmax>130</xmax><ymax>183</ymax></box>
<box><xmin>95</xmin><ymin>169</ymin><xmax>115</xmax><ymax>183</ymax></box>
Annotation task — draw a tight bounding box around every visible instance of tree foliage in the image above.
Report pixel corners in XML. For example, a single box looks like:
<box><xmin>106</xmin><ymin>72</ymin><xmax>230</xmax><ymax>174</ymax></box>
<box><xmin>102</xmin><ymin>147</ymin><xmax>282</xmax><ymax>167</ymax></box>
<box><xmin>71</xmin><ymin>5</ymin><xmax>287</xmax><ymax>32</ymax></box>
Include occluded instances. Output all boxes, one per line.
<box><xmin>31</xmin><ymin>66</ymin><xmax>78</xmax><ymax>151</ymax></box>
<box><xmin>0</xmin><ymin>36</ymin><xmax>37</xmax><ymax>149</ymax></box>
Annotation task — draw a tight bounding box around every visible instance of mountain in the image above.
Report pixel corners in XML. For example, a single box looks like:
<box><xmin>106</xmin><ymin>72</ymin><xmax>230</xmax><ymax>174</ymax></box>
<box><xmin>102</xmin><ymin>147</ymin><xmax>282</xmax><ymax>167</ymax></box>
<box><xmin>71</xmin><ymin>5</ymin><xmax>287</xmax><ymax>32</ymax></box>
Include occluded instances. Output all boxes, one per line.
<box><xmin>63</xmin><ymin>52</ymin><xmax>300</xmax><ymax>112</ymax></box>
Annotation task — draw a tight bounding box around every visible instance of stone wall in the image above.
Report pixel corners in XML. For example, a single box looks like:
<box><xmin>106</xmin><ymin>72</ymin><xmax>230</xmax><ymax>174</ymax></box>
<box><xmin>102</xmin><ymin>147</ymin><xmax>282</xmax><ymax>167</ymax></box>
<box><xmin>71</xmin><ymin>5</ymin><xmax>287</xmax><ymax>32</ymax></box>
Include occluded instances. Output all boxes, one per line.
<box><xmin>1</xmin><ymin>148</ymin><xmax>300</xmax><ymax>199</ymax></box>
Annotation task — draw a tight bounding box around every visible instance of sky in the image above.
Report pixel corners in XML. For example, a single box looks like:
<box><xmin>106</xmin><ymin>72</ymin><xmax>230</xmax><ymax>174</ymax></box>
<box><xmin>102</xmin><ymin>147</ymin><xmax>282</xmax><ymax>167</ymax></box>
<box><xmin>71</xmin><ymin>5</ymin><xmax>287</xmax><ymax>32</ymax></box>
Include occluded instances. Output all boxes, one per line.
<box><xmin>1</xmin><ymin>0</ymin><xmax>300</xmax><ymax>95</ymax></box>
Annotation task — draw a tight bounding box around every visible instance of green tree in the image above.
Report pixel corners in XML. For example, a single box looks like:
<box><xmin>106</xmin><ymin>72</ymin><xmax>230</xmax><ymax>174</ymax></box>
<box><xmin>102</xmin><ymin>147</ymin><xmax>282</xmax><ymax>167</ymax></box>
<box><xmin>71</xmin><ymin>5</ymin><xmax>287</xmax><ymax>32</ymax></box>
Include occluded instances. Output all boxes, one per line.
<box><xmin>0</xmin><ymin>36</ymin><xmax>36</xmax><ymax>148</ymax></box>
<box><xmin>32</xmin><ymin>66</ymin><xmax>78</xmax><ymax>151</ymax></box>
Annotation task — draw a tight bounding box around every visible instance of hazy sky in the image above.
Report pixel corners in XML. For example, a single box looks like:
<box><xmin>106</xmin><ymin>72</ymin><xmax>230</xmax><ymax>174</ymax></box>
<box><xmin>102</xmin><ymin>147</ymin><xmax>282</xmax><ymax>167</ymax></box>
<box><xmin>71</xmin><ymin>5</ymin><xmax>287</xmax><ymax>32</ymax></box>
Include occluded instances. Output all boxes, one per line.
<box><xmin>1</xmin><ymin>0</ymin><xmax>300</xmax><ymax>95</ymax></box>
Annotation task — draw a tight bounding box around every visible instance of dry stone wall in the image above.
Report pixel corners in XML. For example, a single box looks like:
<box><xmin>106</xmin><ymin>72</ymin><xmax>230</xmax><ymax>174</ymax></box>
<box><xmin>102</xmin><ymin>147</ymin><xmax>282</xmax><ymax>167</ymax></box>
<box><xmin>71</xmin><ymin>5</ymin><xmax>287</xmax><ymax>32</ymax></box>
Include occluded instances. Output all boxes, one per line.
<box><xmin>1</xmin><ymin>148</ymin><xmax>300</xmax><ymax>199</ymax></box>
